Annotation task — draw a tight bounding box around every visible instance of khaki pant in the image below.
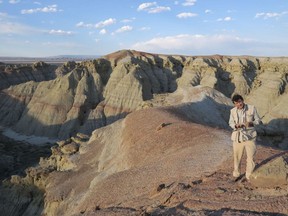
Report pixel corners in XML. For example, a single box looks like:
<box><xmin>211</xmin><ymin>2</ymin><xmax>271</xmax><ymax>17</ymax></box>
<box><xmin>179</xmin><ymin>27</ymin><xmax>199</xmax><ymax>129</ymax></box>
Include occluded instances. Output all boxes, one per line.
<box><xmin>233</xmin><ymin>140</ymin><xmax>256</xmax><ymax>179</ymax></box>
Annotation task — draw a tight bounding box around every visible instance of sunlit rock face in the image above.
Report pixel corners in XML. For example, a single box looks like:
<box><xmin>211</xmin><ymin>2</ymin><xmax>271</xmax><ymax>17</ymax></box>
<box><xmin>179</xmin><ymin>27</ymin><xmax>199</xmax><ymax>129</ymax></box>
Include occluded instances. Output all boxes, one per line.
<box><xmin>0</xmin><ymin>50</ymin><xmax>287</xmax><ymax>139</ymax></box>
<box><xmin>250</xmin><ymin>153</ymin><xmax>288</xmax><ymax>187</ymax></box>
<box><xmin>0</xmin><ymin>50</ymin><xmax>288</xmax><ymax>216</ymax></box>
<box><xmin>40</xmin><ymin>106</ymin><xmax>232</xmax><ymax>216</ymax></box>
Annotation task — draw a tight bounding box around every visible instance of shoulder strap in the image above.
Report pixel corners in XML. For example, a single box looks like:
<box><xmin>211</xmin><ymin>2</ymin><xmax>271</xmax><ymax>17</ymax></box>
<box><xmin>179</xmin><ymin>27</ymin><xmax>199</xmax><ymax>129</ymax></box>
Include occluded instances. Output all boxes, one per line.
<box><xmin>246</xmin><ymin>104</ymin><xmax>254</xmax><ymax>115</ymax></box>
<box><xmin>231</xmin><ymin>107</ymin><xmax>238</xmax><ymax>124</ymax></box>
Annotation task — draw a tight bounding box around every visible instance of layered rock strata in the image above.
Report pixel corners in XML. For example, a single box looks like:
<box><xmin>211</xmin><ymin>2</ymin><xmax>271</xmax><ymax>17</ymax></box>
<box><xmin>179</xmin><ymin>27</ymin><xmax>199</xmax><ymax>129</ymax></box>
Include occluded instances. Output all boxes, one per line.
<box><xmin>0</xmin><ymin>61</ymin><xmax>57</xmax><ymax>90</ymax></box>
<box><xmin>0</xmin><ymin>50</ymin><xmax>287</xmax><ymax>141</ymax></box>
<box><xmin>0</xmin><ymin>50</ymin><xmax>288</xmax><ymax>216</ymax></box>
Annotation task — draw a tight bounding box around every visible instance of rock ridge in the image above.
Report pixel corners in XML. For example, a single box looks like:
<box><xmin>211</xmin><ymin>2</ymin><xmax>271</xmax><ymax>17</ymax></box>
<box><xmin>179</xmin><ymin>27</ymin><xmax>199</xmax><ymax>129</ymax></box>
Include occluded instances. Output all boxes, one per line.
<box><xmin>0</xmin><ymin>61</ymin><xmax>57</xmax><ymax>90</ymax></box>
<box><xmin>0</xmin><ymin>50</ymin><xmax>288</xmax><ymax>216</ymax></box>
<box><xmin>0</xmin><ymin>50</ymin><xmax>287</xmax><ymax>143</ymax></box>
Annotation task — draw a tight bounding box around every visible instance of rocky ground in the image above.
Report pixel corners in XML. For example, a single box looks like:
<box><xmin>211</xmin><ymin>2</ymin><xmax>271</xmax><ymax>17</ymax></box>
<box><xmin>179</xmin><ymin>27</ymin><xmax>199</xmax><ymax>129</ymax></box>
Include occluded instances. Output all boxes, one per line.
<box><xmin>0</xmin><ymin>133</ymin><xmax>287</xmax><ymax>215</ymax></box>
<box><xmin>1</xmin><ymin>107</ymin><xmax>287</xmax><ymax>216</ymax></box>
<box><xmin>143</xmin><ymin>145</ymin><xmax>288</xmax><ymax>216</ymax></box>
<box><xmin>0</xmin><ymin>51</ymin><xmax>287</xmax><ymax>215</ymax></box>
<box><xmin>81</xmin><ymin>142</ymin><xmax>288</xmax><ymax>216</ymax></box>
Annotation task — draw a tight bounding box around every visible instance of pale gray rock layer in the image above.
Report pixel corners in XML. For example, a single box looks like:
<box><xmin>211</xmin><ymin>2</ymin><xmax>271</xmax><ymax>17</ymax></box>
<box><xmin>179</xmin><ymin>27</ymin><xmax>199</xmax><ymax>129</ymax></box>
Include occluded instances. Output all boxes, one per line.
<box><xmin>0</xmin><ymin>50</ymin><xmax>287</xmax><ymax>139</ymax></box>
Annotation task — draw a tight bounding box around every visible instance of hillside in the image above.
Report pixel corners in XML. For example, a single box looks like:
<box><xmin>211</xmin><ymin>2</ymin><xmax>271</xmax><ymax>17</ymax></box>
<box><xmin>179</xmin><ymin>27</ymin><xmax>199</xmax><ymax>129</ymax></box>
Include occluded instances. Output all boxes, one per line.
<box><xmin>0</xmin><ymin>104</ymin><xmax>287</xmax><ymax>215</ymax></box>
<box><xmin>0</xmin><ymin>50</ymin><xmax>287</xmax><ymax>216</ymax></box>
<box><xmin>0</xmin><ymin>50</ymin><xmax>287</xmax><ymax>142</ymax></box>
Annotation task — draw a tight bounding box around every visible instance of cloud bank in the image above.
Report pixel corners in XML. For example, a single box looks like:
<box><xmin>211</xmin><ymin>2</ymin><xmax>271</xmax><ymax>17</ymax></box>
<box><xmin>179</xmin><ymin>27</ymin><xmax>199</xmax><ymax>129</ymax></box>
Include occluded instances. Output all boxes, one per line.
<box><xmin>21</xmin><ymin>4</ymin><xmax>61</xmax><ymax>14</ymax></box>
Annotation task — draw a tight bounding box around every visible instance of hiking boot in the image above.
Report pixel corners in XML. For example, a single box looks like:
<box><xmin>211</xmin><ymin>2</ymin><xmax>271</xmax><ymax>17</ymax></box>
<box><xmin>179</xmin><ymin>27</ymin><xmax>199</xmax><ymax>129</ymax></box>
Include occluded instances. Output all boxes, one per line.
<box><xmin>241</xmin><ymin>177</ymin><xmax>250</xmax><ymax>183</ymax></box>
<box><xmin>229</xmin><ymin>175</ymin><xmax>241</xmax><ymax>183</ymax></box>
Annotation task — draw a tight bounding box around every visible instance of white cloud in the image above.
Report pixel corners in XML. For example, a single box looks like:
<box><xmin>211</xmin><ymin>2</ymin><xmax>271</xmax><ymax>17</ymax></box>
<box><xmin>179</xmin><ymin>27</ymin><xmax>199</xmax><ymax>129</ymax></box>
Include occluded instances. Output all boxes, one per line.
<box><xmin>95</xmin><ymin>18</ymin><xmax>116</xmax><ymax>28</ymax></box>
<box><xmin>9</xmin><ymin>0</ymin><xmax>20</xmax><ymax>4</ymax></box>
<box><xmin>182</xmin><ymin>0</ymin><xmax>197</xmax><ymax>6</ymax></box>
<box><xmin>217</xmin><ymin>16</ymin><xmax>232</xmax><ymax>21</ymax></box>
<box><xmin>137</xmin><ymin>2</ymin><xmax>157</xmax><ymax>11</ymax></box>
<box><xmin>115</xmin><ymin>25</ymin><xmax>133</xmax><ymax>33</ymax></box>
<box><xmin>132</xmin><ymin>34</ymin><xmax>199</xmax><ymax>51</ymax></box>
<box><xmin>121</xmin><ymin>18</ymin><xmax>135</xmax><ymax>23</ymax></box>
<box><xmin>140</xmin><ymin>27</ymin><xmax>151</xmax><ymax>31</ymax></box>
<box><xmin>227</xmin><ymin>10</ymin><xmax>236</xmax><ymax>13</ymax></box>
<box><xmin>177</xmin><ymin>12</ymin><xmax>198</xmax><ymax>18</ymax></box>
<box><xmin>224</xmin><ymin>17</ymin><xmax>232</xmax><ymax>21</ymax></box>
<box><xmin>40</xmin><ymin>41</ymin><xmax>81</xmax><ymax>51</ymax></box>
<box><xmin>76</xmin><ymin>22</ymin><xmax>94</xmax><ymax>28</ymax></box>
<box><xmin>0</xmin><ymin>21</ymin><xmax>40</xmax><ymax>35</ymax></box>
<box><xmin>205</xmin><ymin>9</ymin><xmax>212</xmax><ymax>14</ymax></box>
<box><xmin>255</xmin><ymin>11</ymin><xmax>288</xmax><ymax>19</ymax></box>
<box><xmin>49</xmin><ymin>29</ymin><xmax>74</xmax><ymax>35</ymax></box>
<box><xmin>131</xmin><ymin>34</ymin><xmax>259</xmax><ymax>55</ymax></box>
<box><xmin>34</xmin><ymin>1</ymin><xmax>41</xmax><ymax>5</ymax></box>
<box><xmin>121</xmin><ymin>19</ymin><xmax>132</xmax><ymax>23</ymax></box>
<box><xmin>0</xmin><ymin>15</ymin><xmax>72</xmax><ymax>36</ymax></box>
<box><xmin>149</xmin><ymin>6</ymin><xmax>171</xmax><ymax>13</ymax></box>
<box><xmin>137</xmin><ymin>2</ymin><xmax>170</xmax><ymax>13</ymax></box>
<box><xmin>0</xmin><ymin>12</ymin><xmax>43</xmax><ymax>35</ymax></box>
<box><xmin>76</xmin><ymin>18</ymin><xmax>116</xmax><ymax>29</ymax></box>
<box><xmin>0</xmin><ymin>12</ymin><xmax>8</xmax><ymax>20</ymax></box>
<box><xmin>21</xmin><ymin>5</ymin><xmax>61</xmax><ymax>14</ymax></box>
<box><xmin>99</xmin><ymin>29</ymin><xmax>107</xmax><ymax>35</ymax></box>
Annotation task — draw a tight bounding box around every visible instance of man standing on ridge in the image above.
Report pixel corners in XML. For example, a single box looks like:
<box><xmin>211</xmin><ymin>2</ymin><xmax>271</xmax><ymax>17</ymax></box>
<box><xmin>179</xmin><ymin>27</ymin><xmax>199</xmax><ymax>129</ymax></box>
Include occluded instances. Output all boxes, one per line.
<box><xmin>229</xmin><ymin>94</ymin><xmax>262</xmax><ymax>181</ymax></box>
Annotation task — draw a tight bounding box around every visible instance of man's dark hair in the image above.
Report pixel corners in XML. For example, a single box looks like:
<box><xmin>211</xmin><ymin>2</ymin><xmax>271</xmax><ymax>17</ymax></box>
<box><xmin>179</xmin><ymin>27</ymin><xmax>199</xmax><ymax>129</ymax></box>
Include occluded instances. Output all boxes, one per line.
<box><xmin>231</xmin><ymin>94</ymin><xmax>244</xmax><ymax>102</ymax></box>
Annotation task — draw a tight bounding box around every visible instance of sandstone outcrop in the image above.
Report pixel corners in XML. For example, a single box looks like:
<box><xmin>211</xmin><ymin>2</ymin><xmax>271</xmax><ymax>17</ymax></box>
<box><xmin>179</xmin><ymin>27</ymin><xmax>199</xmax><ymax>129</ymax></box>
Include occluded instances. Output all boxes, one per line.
<box><xmin>0</xmin><ymin>61</ymin><xmax>57</xmax><ymax>90</ymax></box>
<box><xmin>1</xmin><ymin>50</ymin><xmax>288</xmax><ymax>216</ymax></box>
<box><xmin>0</xmin><ymin>68</ymin><xmax>103</xmax><ymax>138</ymax></box>
<box><xmin>0</xmin><ymin>50</ymin><xmax>287</xmax><ymax>142</ymax></box>
<box><xmin>250</xmin><ymin>153</ymin><xmax>288</xmax><ymax>187</ymax></box>
<box><xmin>55</xmin><ymin>61</ymin><xmax>77</xmax><ymax>77</ymax></box>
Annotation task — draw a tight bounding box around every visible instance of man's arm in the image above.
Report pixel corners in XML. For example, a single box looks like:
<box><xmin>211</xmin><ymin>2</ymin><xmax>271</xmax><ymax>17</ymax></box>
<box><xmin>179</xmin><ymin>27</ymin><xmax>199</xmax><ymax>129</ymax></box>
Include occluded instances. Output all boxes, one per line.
<box><xmin>253</xmin><ymin>106</ymin><xmax>262</xmax><ymax>125</ymax></box>
<box><xmin>229</xmin><ymin>110</ymin><xmax>236</xmax><ymax>129</ymax></box>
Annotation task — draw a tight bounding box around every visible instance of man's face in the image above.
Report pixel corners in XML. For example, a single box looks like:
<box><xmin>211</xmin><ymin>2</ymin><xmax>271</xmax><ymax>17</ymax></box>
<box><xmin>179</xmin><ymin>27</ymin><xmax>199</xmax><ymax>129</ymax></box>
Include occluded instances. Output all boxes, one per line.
<box><xmin>234</xmin><ymin>99</ymin><xmax>244</xmax><ymax>109</ymax></box>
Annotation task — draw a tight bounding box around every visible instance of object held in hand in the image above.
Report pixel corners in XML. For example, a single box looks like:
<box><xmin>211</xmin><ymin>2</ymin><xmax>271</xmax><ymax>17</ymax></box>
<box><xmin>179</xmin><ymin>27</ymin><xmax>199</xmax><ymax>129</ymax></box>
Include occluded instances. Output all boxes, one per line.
<box><xmin>248</xmin><ymin>122</ymin><xmax>254</xmax><ymax>127</ymax></box>
<box><xmin>244</xmin><ymin>122</ymin><xmax>254</xmax><ymax>128</ymax></box>
<box><xmin>235</xmin><ymin>124</ymin><xmax>245</xmax><ymax>129</ymax></box>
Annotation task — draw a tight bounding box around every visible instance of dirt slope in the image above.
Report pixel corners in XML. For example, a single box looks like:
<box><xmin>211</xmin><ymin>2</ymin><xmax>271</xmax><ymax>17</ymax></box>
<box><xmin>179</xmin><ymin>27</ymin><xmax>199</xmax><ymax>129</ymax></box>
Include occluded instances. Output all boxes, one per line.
<box><xmin>40</xmin><ymin>107</ymin><xmax>287</xmax><ymax>215</ymax></box>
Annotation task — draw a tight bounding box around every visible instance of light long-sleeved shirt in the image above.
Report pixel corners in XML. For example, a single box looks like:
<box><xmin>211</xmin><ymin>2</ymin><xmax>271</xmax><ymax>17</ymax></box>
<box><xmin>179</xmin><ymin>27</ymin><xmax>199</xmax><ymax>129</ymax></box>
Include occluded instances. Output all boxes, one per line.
<box><xmin>229</xmin><ymin>104</ymin><xmax>261</xmax><ymax>143</ymax></box>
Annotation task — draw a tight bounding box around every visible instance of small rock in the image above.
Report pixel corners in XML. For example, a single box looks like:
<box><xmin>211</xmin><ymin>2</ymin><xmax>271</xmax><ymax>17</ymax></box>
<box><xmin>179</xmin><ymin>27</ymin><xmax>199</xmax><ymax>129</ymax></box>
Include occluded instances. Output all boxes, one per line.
<box><xmin>51</xmin><ymin>145</ymin><xmax>62</xmax><ymax>155</ymax></box>
<box><xmin>145</xmin><ymin>206</ymin><xmax>155</xmax><ymax>214</ymax></box>
<box><xmin>156</xmin><ymin>123</ymin><xmax>171</xmax><ymax>131</ymax></box>
<box><xmin>244</xmin><ymin>196</ymin><xmax>250</xmax><ymax>201</ymax></box>
<box><xmin>57</xmin><ymin>138</ymin><xmax>72</xmax><ymax>147</ymax></box>
<box><xmin>157</xmin><ymin>183</ymin><xmax>166</xmax><ymax>192</ymax></box>
<box><xmin>192</xmin><ymin>179</ymin><xmax>202</xmax><ymax>185</ymax></box>
<box><xmin>178</xmin><ymin>183</ymin><xmax>191</xmax><ymax>189</ymax></box>
<box><xmin>61</xmin><ymin>142</ymin><xmax>79</xmax><ymax>155</ymax></box>
<box><xmin>215</xmin><ymin>187</ymin><xmax>226</xmax><ymax>194</ymax></box>
<box><xmin>10</xmin><ymin>175</ymin><xmax>22</xmax><ymax>184</ymax></box>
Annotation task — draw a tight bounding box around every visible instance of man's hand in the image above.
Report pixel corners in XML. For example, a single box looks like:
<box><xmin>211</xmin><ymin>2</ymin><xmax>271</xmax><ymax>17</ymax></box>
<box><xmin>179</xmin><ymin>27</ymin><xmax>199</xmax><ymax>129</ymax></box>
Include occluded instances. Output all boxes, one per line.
<box><xmin>247</xmin><ymin>122</ymin><xmax>254</xmax><ymax>127</ymax></box>
<box><xmin>235</xmin><ymin>124</ymin><xmax>245</xmax><ymax>129</ymax></box>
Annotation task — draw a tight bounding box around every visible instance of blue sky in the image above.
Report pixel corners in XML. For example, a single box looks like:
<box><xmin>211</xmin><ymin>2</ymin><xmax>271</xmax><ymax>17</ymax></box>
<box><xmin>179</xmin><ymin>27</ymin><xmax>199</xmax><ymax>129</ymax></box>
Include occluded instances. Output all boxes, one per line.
<box><xmin>0</xmin><ymin>0</ymin><xmax>287</xmax><ymax>57</ymax></box>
